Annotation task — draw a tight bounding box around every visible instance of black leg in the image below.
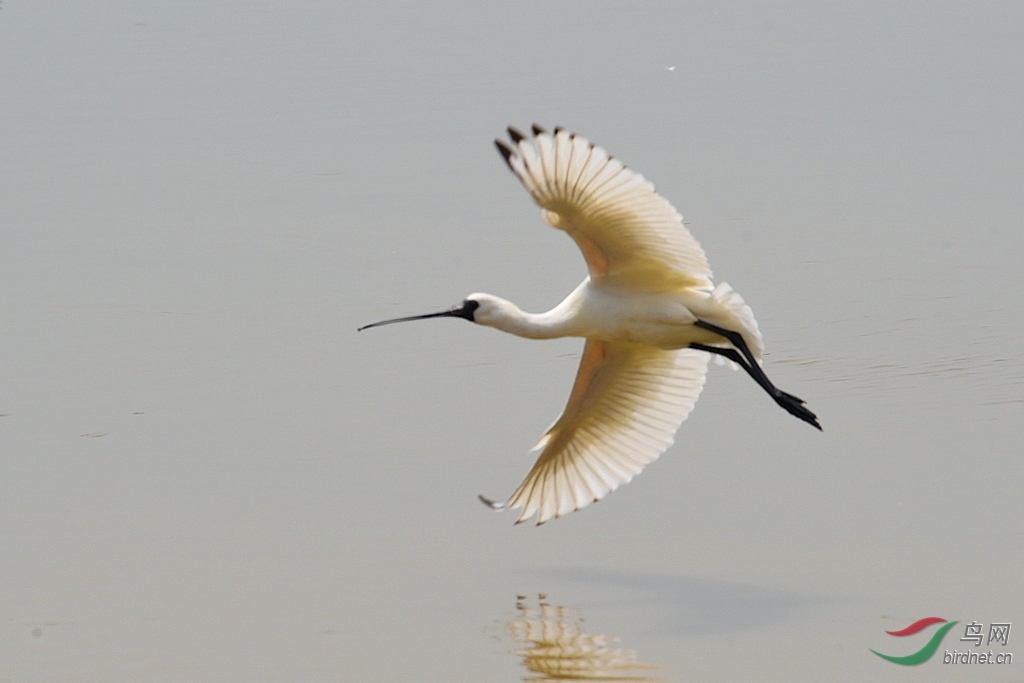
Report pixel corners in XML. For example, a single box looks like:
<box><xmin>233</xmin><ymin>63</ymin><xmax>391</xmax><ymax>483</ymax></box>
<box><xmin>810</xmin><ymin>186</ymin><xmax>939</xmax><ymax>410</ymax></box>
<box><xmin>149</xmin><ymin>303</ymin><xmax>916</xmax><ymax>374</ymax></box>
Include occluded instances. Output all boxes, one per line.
<box><xmin>690</xmin><ymin>322</ymin><xmax>821</xmax><ymax>430</ymax></box>
<box><xmin>694</xmin><ymin>321</ymin><xmax>764</xmax><ymax>381</ymax></box>
<box><xmin>689</xmin><ymin>343</ymin><xmax>746</xmax><ymax>367</ymax></box>
<box><xmin>690</xmin><ymin>343</ymin><xmax>757</xmax><ymax>384</ymax></box>
<box><xmin>691</xmin><ymin>342</ymin><xmax>804</xmax><ymax>413</ymax></box>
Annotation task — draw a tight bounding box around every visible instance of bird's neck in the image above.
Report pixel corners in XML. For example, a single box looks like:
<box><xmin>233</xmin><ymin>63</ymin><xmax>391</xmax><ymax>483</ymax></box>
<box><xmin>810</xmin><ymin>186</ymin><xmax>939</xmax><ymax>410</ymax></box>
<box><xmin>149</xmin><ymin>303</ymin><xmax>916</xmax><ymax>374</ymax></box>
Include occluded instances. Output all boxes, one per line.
<box><xmin>483</xmin><ymin>297</ymin><xmax>578</xmax><ymax>340</ymax></box>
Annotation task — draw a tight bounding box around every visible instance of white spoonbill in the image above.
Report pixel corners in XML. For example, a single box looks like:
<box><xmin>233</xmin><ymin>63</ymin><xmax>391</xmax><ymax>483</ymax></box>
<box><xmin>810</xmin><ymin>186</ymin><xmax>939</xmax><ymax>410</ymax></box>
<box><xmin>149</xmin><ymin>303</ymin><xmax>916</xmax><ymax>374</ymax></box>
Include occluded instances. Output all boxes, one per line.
<box><xmin>360</xmin><ymin>125</ymin><xmax>820</xmax><ymax>525</ymax></box>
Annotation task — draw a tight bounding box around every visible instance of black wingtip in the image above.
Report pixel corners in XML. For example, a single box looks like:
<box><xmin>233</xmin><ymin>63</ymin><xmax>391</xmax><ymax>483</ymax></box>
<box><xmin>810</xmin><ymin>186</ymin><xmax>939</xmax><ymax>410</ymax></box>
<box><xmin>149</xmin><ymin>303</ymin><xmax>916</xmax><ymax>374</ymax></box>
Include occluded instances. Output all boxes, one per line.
<box><xmin>531</xmin><ymin>123</ymin><xmax>546</xmax><ymax>136</ymax></box>
<box><xmin>507</xmin><ymin>126</ymin><xmax>526</xmax><ymax>143</ymax></box>
<box><xmin>553</xmin><ymin>126</ymin><xmax>564</xmax><ymax>135</ymax></box>
<box><xmin>478</xmin><ymin>494</ymin><xmax>504</xmax><ymax>510</ymax></box>
<box><xmin>494</xmin><ymin>140</ymin><xmax>514</xmax><ymax>168</ymax></box>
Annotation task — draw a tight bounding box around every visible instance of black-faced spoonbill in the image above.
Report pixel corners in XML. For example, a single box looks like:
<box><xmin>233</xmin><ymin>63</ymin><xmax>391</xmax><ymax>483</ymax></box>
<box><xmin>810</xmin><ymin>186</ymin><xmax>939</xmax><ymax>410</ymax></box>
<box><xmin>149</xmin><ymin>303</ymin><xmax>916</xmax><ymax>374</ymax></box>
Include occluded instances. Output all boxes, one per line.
<box><xmin>360</xmin><ymin>125</ymin><xmax>820</xmax><ymax>525</ymax></box>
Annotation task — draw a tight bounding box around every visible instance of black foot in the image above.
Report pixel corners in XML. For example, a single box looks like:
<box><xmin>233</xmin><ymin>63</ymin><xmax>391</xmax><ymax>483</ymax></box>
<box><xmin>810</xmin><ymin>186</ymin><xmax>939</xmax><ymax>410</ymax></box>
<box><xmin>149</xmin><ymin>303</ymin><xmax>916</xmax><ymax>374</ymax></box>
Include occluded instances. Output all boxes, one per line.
<box><xmin>775</xmin><ymin>391</ymin><xmax>821</xmax><ymax>430</ymax></box>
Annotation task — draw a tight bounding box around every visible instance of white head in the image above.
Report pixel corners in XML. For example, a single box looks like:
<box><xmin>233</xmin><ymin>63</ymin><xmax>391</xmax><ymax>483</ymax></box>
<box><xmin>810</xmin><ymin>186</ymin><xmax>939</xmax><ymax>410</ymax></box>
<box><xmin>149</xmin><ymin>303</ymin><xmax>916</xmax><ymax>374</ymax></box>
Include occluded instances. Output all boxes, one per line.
<box><xmin>461</xmin><ymin>292</ymin><xmax>523</xmax><ymax>328</ymax></box>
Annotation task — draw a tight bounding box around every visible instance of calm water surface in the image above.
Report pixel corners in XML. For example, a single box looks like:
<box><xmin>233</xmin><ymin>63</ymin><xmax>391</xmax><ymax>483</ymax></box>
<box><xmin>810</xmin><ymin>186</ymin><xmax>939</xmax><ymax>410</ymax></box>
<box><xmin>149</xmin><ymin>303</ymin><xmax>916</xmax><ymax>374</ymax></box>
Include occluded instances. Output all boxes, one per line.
<box><xmin>1</xmin><ymin>3</ymin><xmax>1022</xmax><ymax>681</ymax></box>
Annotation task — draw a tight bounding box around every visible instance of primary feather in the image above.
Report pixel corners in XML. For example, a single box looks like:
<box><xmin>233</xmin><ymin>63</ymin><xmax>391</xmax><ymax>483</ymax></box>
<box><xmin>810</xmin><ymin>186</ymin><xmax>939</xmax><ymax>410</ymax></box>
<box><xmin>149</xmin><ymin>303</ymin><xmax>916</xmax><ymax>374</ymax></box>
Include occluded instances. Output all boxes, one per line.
<box><xmin>484</xmin><ymin>341</ymin><xmax>709</xmax><ymax>524</ymax></box>
<box><xmin>496</xmin><ymin>126</ymin><xmax>712</xmax><ymax>290</ymax></box>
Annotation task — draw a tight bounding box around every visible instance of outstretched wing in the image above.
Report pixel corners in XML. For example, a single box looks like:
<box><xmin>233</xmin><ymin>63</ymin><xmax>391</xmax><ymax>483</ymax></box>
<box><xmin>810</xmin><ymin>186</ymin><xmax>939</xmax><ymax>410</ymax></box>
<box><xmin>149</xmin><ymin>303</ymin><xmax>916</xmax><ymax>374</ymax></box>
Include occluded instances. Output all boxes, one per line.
<box><xmin>495</xmin><ymin>125</ymin><xmax>712</xmax><ymax>292</ymax></box>
<box><xmin>482</xmin><ymin>340</ymin><xmax>709</xmax><ymax>525</ymax></box>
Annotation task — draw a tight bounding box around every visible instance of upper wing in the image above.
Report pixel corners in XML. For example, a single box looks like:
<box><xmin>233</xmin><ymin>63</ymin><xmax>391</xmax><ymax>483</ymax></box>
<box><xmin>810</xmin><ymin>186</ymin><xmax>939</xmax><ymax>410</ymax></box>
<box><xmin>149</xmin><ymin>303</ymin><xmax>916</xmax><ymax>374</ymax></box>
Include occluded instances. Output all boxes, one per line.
<box><xmin>483</xmin><ymin>340</ymin><xmax>709</xmax><ymax>525</ymax></box>
<box><xmin>496</xmin><ymin>125</ymin><xmax>713</xmax><ymax>292</ymax></box>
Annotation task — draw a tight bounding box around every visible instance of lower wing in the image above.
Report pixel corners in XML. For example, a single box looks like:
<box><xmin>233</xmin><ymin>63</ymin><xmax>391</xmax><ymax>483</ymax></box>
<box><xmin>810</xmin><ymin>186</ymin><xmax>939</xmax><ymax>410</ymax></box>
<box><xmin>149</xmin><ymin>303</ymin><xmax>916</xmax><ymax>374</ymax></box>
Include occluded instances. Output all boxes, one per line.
<box><xmin>482</xmin><ymin>340</ymin><xmax>709</xmax><ymax>524</ymax></box>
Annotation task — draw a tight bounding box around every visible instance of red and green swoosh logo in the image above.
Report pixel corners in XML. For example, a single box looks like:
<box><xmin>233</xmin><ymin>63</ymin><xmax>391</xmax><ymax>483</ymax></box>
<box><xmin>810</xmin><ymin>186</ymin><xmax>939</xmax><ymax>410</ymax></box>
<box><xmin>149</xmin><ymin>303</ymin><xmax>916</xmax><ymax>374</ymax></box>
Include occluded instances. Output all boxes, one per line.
<box><xmin>871</xmin><ymin>617</ymin><xmax>958</xmax><ymax>665</ymax></box>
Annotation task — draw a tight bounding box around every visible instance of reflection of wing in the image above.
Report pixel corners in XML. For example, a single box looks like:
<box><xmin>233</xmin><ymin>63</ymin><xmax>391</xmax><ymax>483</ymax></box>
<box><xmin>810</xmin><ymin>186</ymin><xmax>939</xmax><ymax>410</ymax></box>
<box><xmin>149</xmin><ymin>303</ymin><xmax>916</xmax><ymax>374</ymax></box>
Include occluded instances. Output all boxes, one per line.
<box><xmin>484</xmin><ymin>341</ymin><xmax>708</xmax><ymax>525</ymax></box>
<box><xmin>507</xmin><ymin>600</ymin><xmax>658</xmax><ymax>682</ymax></box>
<box><xmin>496</xmin><ymin>126</ymin><xmax>712</xmax><ymax>291</ymax></box>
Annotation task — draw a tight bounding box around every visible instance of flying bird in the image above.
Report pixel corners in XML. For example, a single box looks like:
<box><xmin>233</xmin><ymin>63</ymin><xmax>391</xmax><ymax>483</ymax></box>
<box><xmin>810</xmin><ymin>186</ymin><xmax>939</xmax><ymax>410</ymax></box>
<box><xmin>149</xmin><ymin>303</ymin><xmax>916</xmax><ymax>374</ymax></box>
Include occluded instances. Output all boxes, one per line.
<box><xmin>360</xmin><ymin>125</ymin><xmax>820</xmax><ymax>525</ymax></box>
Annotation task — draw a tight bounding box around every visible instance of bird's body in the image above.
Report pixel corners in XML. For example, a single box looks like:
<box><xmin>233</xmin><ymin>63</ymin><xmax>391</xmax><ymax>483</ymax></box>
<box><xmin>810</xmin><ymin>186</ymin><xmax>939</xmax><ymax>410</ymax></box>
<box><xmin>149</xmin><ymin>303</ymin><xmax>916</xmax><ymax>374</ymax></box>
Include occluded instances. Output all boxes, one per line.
<box><xmin>468</xmin><ymin>279</ymin><xmax>760</xmax><ymax>353</ymax></box>
<box><xmin>360</xmin><ymin>125</ymin><xmax>819</xmax><ymax>524</ymax></box>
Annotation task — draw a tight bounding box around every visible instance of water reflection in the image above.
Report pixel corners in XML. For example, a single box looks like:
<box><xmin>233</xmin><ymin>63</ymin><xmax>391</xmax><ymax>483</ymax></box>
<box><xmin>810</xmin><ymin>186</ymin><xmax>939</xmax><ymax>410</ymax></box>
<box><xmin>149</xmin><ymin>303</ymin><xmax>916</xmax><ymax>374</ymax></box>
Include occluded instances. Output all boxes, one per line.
<box><xmin>539</xmin><ymin>569</ymin><xmax>821</xmax><ymax>636</ymax></box>
<box><xmin>507</xmin><ymin>596</ymin><xmax>659</xmax><ymax>682</ymax></box>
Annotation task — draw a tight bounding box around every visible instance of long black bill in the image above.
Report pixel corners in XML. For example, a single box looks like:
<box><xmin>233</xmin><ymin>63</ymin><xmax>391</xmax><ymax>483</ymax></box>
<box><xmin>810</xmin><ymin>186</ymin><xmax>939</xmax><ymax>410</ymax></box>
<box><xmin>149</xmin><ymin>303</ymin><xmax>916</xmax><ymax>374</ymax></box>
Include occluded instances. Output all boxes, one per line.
<box><xmin>357</xmin><ymin>300</ymin><xmax>478</xmax><ymax>332</ymax></box>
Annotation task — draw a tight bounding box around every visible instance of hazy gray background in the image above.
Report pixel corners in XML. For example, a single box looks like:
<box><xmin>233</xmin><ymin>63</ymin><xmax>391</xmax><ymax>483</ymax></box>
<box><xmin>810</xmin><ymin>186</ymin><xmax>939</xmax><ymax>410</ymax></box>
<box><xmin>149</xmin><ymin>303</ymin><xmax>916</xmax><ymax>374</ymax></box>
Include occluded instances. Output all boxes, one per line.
<box><xmin>2</xmin><ymin>2</ymin><xmax>1021</xmax><ymax>681</ymax></box>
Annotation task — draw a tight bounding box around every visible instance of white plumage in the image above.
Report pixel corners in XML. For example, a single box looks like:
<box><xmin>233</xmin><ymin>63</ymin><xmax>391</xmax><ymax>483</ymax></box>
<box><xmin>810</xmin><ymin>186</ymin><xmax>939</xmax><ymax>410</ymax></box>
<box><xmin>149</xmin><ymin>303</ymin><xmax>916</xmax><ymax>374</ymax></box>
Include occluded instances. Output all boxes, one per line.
<box><xmin>360</xmin><ymin>125</ymin><xmax>819</xmax><ymax>525</ymax></box>
<box><xmin>504</xmin><ymin>340</ymin><xmax>709</xmax><ymax>524</ymax></box>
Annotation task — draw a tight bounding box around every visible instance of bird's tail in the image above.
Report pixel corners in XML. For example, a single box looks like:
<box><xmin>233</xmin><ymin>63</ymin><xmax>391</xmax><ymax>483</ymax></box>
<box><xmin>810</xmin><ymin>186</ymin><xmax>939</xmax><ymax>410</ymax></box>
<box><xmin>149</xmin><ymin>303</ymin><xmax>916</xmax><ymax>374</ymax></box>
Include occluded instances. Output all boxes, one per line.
<box><xmin>709</xmin><ymin>282</ymin><xmax>764</xmax><ymax>362</ymax></box>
